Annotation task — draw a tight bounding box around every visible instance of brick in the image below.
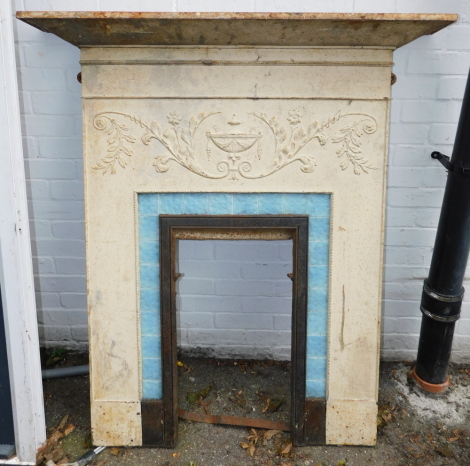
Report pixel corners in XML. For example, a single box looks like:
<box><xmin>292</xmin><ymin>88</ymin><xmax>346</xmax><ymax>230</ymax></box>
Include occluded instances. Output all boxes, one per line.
<box><xmin>99</xmin><ymin>0</ymin><xmax>175</xmax><ymax>11</ymax></box>
<box><xmin>50</xmin><ymin>181</ymin><xmax>84</xmax><ymax>200</ymax></box>
<box><xmin>179</xmin><ymin>260</ymin><xmax>241</xmax><ymax>279</ymax></box>
<box><xmin>241</xmin><ymin>296</ymin><xmax>291</xmax><ymax>313</ymax></box>
<box><xmin>179</xmin><ymin>240</ymin><xmax>214</xmax><ymax>260</ymax></box>
<box><xmin>385</xmin><ymin>208</ymin><xmax>415</xmax><ymax>228</ymax></box>
<box><xmin>22</xmin><ymin>115</ymin><xmax>75</xmax><ymax>137</ymax></box>
<box><xmin>18</xmin><ymin>68</ymin><xmax>68</xmax><ymax>91</ymax></box>
<box><xmin>36</xmin><ymin>292</ymin><xmax>60</xmax><ymax>308</ymax></box>
<box><xmin>428</xmin><ymin>124</ymin><xmax>458</xmax><ymax>145</ymax></box>
<box><xmin>28</xmin><ymin>200</ymin><xmax>84</xmax><ymax>220</ymax></box>
<box><xmin>275</xmin><ymin>281</ymin><xmax>292</xmax><ymax>297</ymax></box>
<box><xmin>391</xmin><ymin>76</ymin><xmax>438</xmax><ymax>100</ymax></box>
<box><xmin>39</xmin><ymin>137</ymin><xmax>83</xmax><ymax>159</ymax></box>
<box><xmin>178</xmin><ymin>295</ymin><xmax>241</xmax><ymax>313</ymax></box>
<box><xmin>215</xmin><ymin>313</ymin><xmax>273</xmax><ymax>330</ymax></box>
<box><xmin>278</xmin><ymin>241</ymin><xmax>293</xmax><ymax>260</ymax></box>
<box><xmin>36</xmin><ymin>276</ymin><xmax>86</xmax><ymax>293</ymax></box>
<box><xmin>26</xmin><ymin>159</ymin><xmax>77</xmax><ymax>180</ymax></box>
<box><xmin>408</xmin><ymin>51</ymin><xmax>470</xmax><ymax>75</ymax></box>
<box><xmin>256</xmin><ymin>0</ymin><xmax>353</xmax><ymax>12</ymax></box>
<box><xmin>38</xmin><ymin>325</ymin><xmax>71</xmax><ymax>342</ymax></box>
<box><xmin>401</xmin><ymin>100</ymin><xmax>461</xmax><ymax>124</ymax></box>
<box><xmin>240</xmin><ymin>262</ymin><xmax>291</xmax><ymax>280</ymax></box>
<box><xmin>34</xmin><ymin>239</ymin><xmax>85</xmax><ymax>257</ymax></box>
<box><xmin>27</xmin><ymin>180</ymin><xmax>50</xmax><ymax>200</ymax></box>
<box><xmin>438</xmin><ymin>76</ymin><xmax>468</xmax><ymax>100</ymax></box>
<box><xmin>178</xmin><ymin>278</ymin><xmax>214</xmax><ymax>295</ymax></box>
<box><xmin>385</xmin><ymin>228</ymin><xmax>437</xmax><ymax>247</ymax></box>
<box><xmin>179</xmin><ymin>312</ymin><xmax>214</xmax><ymax>329</ymax></box>
<box><xmin>29</xmin><ymin>220</ymin><xmax>52</xmax><ymax>238</ymax></box>
<box><xmin>32</xmin><ymin>92</ymin><xmax>81</xmax><ymax>115</ymax></box>
<box><xmin>52</xmin><ymin>221</ymin><xmax>85</xmax><ymax>238</ymax></box>
<box><xmin>35</xmin><ymin>257</ymin><xmax>56</xmax><ymax>274</ymax></box>
<box><xmin>214</xmin><ymin>241</ymin><xmax>278</xmax><ymax>261</ymax></box>
<box><xmin>21</xmin><ymin>43</ymin><xmax>80</xmax><ymax>68</ymax></box>
<box><xmin>24</xmin><ymin>0</ymin><xmax>98</xmax><ymax>10</ymax></box>
<box><xmin>387</xmin><ymin>188</ymin><xmax>444</xmax><ymax>208</ymax></box>
<box><xmin>38</xmin><ymin>310</ymin><xmax>87</xmax><ymax>326</ymax></box>
<box><xmin>71</xmin><ymin>326</ymin><xmax>89</xmax><ymax>342</ymax></box>
<box><xmin>274</xmin><ymin>315</ymin><xmax>291</xmax><ymax>331</ymax></box>
<box><xmin>55</xmin><ymin>258</ymin><xmax>86</xmax><ymax>275</ymax></box>
<box><xmin>413</xmin><ymin>209</ymin><xmax>440</xmax><ymax>228</ymax></box>
<box><xmin>60</xmin><ymin>293</ymin><xmax>87</xmax><ymax>309</ymax></box>
<box><xmin>382</xmin><ymin>300</ymin><xmax>422</xmax><ymax>318</ymax></box>
<box><xmin>215</xmin><ymin>279</ymin><xmax>275</xmax><ymax>297</ymax></box>
<box><xmin>389</xmin><ymin>123</ymin><xmax>428</xmax><ymax>144</ymax></box>
<box><xmin>390</xmin><ymin>145</ymin><xmax>436</xmax><ymax>167</ymax></box>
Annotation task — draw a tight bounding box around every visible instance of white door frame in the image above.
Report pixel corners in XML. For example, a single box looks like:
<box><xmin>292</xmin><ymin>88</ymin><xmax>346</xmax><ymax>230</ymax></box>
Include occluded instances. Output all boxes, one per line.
<box><xmin>0</xmin><ymin>0</ymin><xmax>46</xmax><ymax>463</ymax></box>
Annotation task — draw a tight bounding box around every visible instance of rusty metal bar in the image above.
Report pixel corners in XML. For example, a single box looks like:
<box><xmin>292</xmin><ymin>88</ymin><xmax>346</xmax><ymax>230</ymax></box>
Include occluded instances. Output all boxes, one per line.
<box><xmin>178</xmin><ymin>408</ymin><xmax>290</xmax><ymax>432</ymax></box>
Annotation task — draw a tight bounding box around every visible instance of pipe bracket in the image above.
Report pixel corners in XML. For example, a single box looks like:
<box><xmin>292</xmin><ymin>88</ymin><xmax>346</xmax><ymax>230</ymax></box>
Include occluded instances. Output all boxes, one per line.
<box><xmin>431</xmin><ymin>151</ymin><xmax>470</xmax><ymax>177</ymax></box>
<box><xmin>420</xmin><ymin>279</ymin><xmax>463</xmax><ymax>323</ymax></box>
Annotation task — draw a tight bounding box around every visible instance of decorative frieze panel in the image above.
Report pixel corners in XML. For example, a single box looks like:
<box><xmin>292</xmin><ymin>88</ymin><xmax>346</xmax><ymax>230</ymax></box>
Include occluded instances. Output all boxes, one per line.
<box><xmin>93</xmin><ymin>110</ymin><xmax>378</xmax><ymax>178</ymax></box>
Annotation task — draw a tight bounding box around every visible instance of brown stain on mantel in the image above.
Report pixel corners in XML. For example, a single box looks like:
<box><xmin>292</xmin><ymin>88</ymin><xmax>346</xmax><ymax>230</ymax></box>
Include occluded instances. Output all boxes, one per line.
<box><xmin>16</xmin><ymin>12</ymin><xmax>457</xmax><ymax>48</ymax></box>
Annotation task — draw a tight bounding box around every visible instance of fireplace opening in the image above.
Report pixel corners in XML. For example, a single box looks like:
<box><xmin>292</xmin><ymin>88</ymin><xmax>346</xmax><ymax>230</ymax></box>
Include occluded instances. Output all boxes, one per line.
<box><xmin>175</xmin><ymin>238</ymin><xmax>293</xmax><ymax>429</ymax></box>
<box><xmin>154</xmin><ymin>215</ymin><xmax>312</xmax><ymax>447</ymax></box>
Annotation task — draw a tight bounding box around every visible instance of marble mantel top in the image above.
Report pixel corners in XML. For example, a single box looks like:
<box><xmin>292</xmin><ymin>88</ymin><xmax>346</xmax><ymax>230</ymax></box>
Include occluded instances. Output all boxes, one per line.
<box><xmin>17</xmin><ymin>12</ymin><xmax>457</xmax><ymax>48</ymax></box>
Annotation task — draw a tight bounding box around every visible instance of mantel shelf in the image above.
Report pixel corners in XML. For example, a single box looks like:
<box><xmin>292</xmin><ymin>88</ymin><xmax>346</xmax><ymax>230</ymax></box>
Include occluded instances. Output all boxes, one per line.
<box><xmin>17</xmin><ymin>11</ymin><xmax>457</xmax><ymax>48</ymax></box>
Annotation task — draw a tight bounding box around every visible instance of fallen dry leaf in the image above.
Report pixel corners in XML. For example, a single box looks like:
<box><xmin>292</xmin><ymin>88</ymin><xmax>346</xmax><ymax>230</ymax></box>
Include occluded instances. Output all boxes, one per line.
<box><xmin>280</xmin><ymin>443</ymin><xmax>292</xmax><ymax>455</ymax></box>
<box><xmin>57</xmin><ymin>415</ymin><xmax>68</xmax><ymax>431</ymax></box>
<box><xmin>109</xmin><ymin>447</ymin><xmax>125</xmax><ymax>457</ymax></box>
<box><xmin>448</xmin><ymin>436</ymin><xmax>459</xmax><ymax>442</ymax></box>
<box><xmin>63</xmin><ymin>424</ymin><xmax>75</xmax><ymax>436</ymax></box>
<box><xmin>240</xmin><ymin>442</ymin><xmax>251</xmax><ymax>449</ymax></box>
<box><xmin>172</xmin><ymin>452</ymin><xmax>181</xmax><ymax>459</ymax></box>
<box><xmin>248</xmin><ymin>445</ymin><xmax>255</xmax><ymax>457</ymax></box>
<box><xmin>263</xmin><ymin>429</ymin><xmax>281</xmax><ymax>445</ymax></box>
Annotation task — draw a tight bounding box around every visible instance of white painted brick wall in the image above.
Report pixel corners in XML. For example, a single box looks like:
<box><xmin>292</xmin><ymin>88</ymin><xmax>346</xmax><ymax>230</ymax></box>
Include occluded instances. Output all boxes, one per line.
<box><xmin>177</xmin><ymin>240</ymin><xmax>292</xmax><ymax>360</ymax></box>
<box><xmin>14</xmin><ymin>0</ymin><xmax>470</xmax><ymax>361</ymax></box>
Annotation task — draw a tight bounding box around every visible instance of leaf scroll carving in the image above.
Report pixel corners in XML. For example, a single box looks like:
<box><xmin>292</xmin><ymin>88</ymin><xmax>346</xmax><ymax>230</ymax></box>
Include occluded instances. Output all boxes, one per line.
<box><xmin>92</xmin><ymin>110</ymin><xmax>378</xmax><ymax>178</ymax></box>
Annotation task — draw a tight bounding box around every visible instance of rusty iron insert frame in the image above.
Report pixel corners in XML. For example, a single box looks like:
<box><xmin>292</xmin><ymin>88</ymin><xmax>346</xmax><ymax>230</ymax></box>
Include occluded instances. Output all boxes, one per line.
<box><xmin>142</xmin><ymin>215</ymin><xmax>325</xmax><ymax>447</ymax></box>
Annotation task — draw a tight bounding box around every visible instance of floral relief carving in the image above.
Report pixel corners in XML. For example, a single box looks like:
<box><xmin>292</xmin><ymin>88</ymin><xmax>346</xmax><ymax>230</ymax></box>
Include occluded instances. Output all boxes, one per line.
<box><xmin>92</xmin><ymin>109</ymin><xmax>378</xmax><ymax>178</ymax></box>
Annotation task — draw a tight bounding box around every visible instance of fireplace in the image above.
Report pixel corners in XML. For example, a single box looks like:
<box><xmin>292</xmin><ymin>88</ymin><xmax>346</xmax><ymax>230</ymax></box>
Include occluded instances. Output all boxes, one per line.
<box><xmin>18</xmin><ymin>11</ymin><xmax>456</xmax><ymax>447</ymax></box>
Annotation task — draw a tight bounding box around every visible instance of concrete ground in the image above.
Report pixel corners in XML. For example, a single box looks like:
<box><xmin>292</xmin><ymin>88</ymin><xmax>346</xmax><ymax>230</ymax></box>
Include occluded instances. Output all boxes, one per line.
<box><xmin>37</xmin><ymin>354</ymin><xmax>469</xmax><ymax>466</ymax></box>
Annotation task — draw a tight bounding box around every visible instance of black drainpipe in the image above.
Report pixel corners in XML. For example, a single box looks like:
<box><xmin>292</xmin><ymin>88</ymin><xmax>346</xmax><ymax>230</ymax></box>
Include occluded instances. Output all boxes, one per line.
<box><xmin>412</xmin><ymin>68</ymin><xmax>470</xmax><ymax>393</ymax></box>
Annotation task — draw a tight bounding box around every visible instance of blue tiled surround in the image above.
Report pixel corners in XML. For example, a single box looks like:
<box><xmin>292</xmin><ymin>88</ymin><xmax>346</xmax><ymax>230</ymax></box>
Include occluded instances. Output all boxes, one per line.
<box><xmin>138</xmin><ymin>193</ymin><xmax>331</xmax><ymax>399</ymax></box>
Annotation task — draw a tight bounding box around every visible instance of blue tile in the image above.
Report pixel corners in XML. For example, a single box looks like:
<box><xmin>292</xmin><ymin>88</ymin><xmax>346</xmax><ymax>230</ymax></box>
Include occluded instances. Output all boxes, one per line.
<box><xmin>185</xmin><ymin>193</ymin><xmax>209</xmax><ymax>214</ymax></box>
<box><xmin>282</xmin><ymin>193</ymin><xmax>309</xmax><ymax>213</ymax></box>
<box><xmin>233</xmin><ymin>194</ymin><xmax>259</xmax><ymax>214</ymax></box>
<box><xmin>306</xmin><ymin>379</ymin><xmax>326</xmax><ymax>398</ymax></box>
<box><xmin>209</xmin><ymin>194</ymin><xmax>233</xmax><ymax>214</ymax></box>
<box><xmin>308</xmin><ymin>288</ymin><xmax>328</xmax><ymax>312</ymax></box>
<box><xmin>309</xmin><ymin>241</ymin><xmax>329</xmax><ymax>265</ymax></box>
<box><xmin>308</xmin><ymin>265</ymin><xmax>329</xmax><ymax>289</ymax></box>
<box><xmin>307</xmin><ymin>335</ymin><xmax>327</xmax><ymax>358</ymax></box>
<box><xmin>142</xmin><ymin>335</ymin><xmax>161</xmax><ymax>359</ymax></box>
<box><xmin>307</xmin><ymin>311</ymin><xmax>327</xmax><ymax>336</ymax></box>
<box><xmin>140</xmin><ymin>264</ymin><xmax>159</xmax><ymax>289</ymax></box>
<box><xmin>306</xmin><ymin>357</ymin><xmax>327</xmax><ymax>380</ymax></box>
<box><xmin>258</xmin><ymin>194</ymin><xmax>283</xmax><ymax>214</ymax></box>
<box><xmin>140</xmin><ymin>288</ymin><xmax>160</xmax><ymax>312</ymax></box>
<box><xmin>140</xmin><ymin>241</ymin><xmax>159</xmax><ymax>265</ymax></box>
<box><xmin>159</xmin><ymin>193</ymin><xmax>185</xmax><ymax>214</ymax></box>
<box><xmin>309</xmin><ymin>194</ymin><xmax>331</xmax><ymax>217</ymax></box>
<box><xmin>143</xmin><ymin>380</ymin><xmax>162</xmax><ymax>399</ymax></box>
<box><xmin>139</xmin><ymin>216</ymin><xmax>159</xmax><ymax>241</ymax></box>
<box><xmin>141</xmin><ymin>312</ymin><xmax>160</xmax><ymax>335</ymax></box>
<box><xmin>142</xmin><ymin>358</ymin><xmax>162</xmax><ymax>381</ymax></box>
<box><xmin>309</xmin><ymin>217</ymin><xmax>330</xmax><ymax>242</ymax></box>
<box><xmin>138</xmin><ymin>194</ymin><xmax>159</xmax><ymax>216</ymax></box>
